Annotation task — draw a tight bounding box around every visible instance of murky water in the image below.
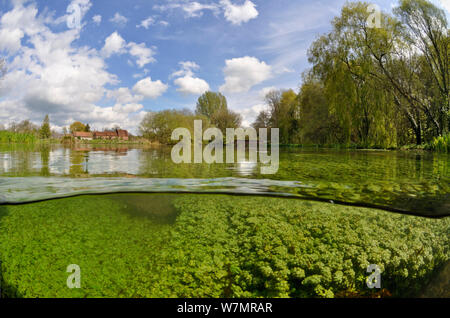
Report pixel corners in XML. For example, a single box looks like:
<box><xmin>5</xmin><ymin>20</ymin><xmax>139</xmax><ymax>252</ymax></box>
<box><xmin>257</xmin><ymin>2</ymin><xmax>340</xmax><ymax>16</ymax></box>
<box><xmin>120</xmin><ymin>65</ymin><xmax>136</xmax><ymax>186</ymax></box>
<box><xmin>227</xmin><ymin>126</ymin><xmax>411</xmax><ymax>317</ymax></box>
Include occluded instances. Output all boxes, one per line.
<box><xmin>0</xmin><ymin>144</ymin><xmax>448</xmax><ymax>216</ymax></box>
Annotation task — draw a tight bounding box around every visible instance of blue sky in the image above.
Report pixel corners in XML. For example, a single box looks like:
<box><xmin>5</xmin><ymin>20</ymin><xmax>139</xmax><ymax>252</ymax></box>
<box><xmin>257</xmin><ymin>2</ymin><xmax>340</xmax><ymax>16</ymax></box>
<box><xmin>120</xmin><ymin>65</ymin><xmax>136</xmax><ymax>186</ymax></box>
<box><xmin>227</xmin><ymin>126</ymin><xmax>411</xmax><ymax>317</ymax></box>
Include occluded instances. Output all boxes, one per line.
<box><xmin>0</xmin><ymin>0</ymin><xmax>449</xmax><ymax>133</ymax></box>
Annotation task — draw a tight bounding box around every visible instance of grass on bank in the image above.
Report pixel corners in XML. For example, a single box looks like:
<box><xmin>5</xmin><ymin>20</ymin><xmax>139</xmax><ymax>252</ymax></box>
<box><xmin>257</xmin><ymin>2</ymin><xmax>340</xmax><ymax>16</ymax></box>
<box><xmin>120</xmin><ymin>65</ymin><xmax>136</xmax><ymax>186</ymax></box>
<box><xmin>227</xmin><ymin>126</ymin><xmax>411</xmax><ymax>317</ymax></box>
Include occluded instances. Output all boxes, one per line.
<box><xmin>0</xmin><ymin>194</ymin><xmax>448</xmax><ymax>298</ymax></box>
<box><xmin>2</xmin><ymin>130</ymin><xmax>449</xmax><ymax>152</ymax></box>
<box><xmin>61</xmin><ymin>135</ymin><xmax>153</xmax><ymax>145</ymax></box>
<box><xmin>427</xmin><ymin>134</ymin><xmax>450</xmax><ymax>153</ymax></box>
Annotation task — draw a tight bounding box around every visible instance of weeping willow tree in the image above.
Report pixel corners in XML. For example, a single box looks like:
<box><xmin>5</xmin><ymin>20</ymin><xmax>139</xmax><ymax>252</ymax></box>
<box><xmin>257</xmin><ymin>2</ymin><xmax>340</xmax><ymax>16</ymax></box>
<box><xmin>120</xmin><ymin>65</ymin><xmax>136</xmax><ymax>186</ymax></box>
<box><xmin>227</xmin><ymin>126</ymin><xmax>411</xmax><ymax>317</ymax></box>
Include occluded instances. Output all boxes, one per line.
<box><xmin>307</xmin><ymin>2</ymin><xmax>401</xmax><ymax>147</ymax></box>
<box><xmin>394</xmin><ymin>0</ymin><xmax>449</xmax><ymax>136</ymax></box>
<box><xmin>305</xmin><ymin>0</ymin><xmax>448</xmax><ymax>146</ymax></box>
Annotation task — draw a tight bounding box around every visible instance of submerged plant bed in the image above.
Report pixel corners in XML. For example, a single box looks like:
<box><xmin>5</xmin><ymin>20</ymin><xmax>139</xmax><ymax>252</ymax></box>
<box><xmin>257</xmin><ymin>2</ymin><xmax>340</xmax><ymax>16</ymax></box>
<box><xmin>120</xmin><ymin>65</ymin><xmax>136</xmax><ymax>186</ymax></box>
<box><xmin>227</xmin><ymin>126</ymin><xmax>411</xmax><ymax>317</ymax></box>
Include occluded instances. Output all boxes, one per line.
<box><xmin>0</xmin><ymin>194</ymin><xmax>448</xmax><ymax>298</ymax></box>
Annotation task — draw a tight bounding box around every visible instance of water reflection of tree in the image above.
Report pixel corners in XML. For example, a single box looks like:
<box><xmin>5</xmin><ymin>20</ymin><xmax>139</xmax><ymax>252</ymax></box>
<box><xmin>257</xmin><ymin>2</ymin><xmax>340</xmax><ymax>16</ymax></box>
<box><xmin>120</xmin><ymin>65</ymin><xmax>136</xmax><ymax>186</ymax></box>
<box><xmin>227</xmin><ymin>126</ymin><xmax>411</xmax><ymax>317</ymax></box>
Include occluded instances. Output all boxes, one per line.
<box><xmin>69</xmin><ymin>150</ymin><xmax>89</xmax><ymax>176</ymax></box>
<box><xmin>40</xmin><ymin>145</ymin><xmax>50</xmax><ymax>176</ymax></box>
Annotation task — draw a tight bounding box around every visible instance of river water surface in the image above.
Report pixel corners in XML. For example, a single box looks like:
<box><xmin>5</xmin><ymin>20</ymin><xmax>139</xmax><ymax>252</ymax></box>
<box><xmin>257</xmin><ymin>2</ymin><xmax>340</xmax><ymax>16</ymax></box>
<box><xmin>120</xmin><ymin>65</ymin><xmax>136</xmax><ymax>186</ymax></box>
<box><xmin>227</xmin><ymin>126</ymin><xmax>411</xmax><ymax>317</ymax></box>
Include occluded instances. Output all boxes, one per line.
<box><xmin>0</xmin><ymin>144</ymin><xmax>448</xmax><ymax>216</ymax></box>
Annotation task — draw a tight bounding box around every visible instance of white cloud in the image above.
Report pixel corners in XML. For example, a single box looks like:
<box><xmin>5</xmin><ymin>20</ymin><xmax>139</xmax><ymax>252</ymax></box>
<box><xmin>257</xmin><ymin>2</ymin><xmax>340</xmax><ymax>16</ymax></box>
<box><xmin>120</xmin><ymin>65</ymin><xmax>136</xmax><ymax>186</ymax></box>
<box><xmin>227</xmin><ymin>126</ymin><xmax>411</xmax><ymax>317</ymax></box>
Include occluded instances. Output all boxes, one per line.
<box><xmin>133</xmin><ymin>77</ymin><xmax>168</xmax><ymax>99</ymax></box>
<box><xmin>69</xmin><ymin>0</ymin><xmax>92</xmax><ymax>20</ymax></box>
<box><xmin>109</xmin><ymin>12</ymin><xmax>128</xmax><ymax>25</ymax></box>
<box><xmin>174</xmin><ymin>76</ymin><xmax>210</xmax><ymax>95</ymax></box>
<box><xmin>171</xmin><ymin>61</ymin><xmax>210</xmax><ymax>95</ymax></box>
<box><xmin>133</xmin><ymin>68</ymin><xmax>150</xmax><ymax>79</ymax></box>
<box><xmin>259</xmin><ymin>86</ymin><xmax>277</xmax><ymax>98</ymax></box>
<box><xmin>0</xmin><ymin>2</ymin><xmax>147</xmax><ymax>133</ymax></box>
<box><xmin>107</xmin><ymin>87</ymin><xmax>144</xmax><ymax>104</ymax></box>
<box><xmin>137</xmin><ymin>16</ymin><xmax>170</xmax><ymax>29</ymax></box>
<box><xmin>0</xmin><ymin>3</ymin><xmax>43</xmax><ymax>52</ymax></box>
<box><xmin>182</xmin><ymin>2</ymin><xmax>220</xmax><ymax>18</ymax></box>
<box><xmin>137</xmin><ymin>16</ymin><xmax>155</xmax><ymax>29</ymax></box>
<box><xmin>153</xmin><ymin>1</ymin><xmax>219</xmax><ymax>18</ymax></box>
<box><xmin>101</xmin><ymin>31</ymin><xmax>127</xmax><ymax>57</ymax></box>
<box><xmin>101</xmin><ymin>33</ymin><xmax>156</xmax><ymax>68</ymax></box>
<box><xmin>127</xmin><ymin>42</ymin><xmax>156</xmax><ymax>68</ymax></box>
<box><xmin>0</xmin><ymin>28</ymin><xmax>24</xmax><ymax>53</ymax></box>
<box><xmin>154</xmin><ymin>0</ymin><xmax>258</xmax><ymax>24</ymax></box>
<box><xmin>220</xmin><ymin>0</ymin><xmax>259</xmax><ymax>25</ymax></box>
<box><xmin>438</xmin><ymin>0</ymin><xmax>450</xmax><ymax>12</ymax></box>
<box><xmin>220</xmin><ymin>56</ymin><xmax>272</xmax><ymax>93</ymax></box>
<box><xmin>112</xmin><ymin>103</ymin><xmax>144</xmax><ymax>114</ymax></box>
<box><xmin>92</xmin><ymin>15</ymin><xmax>102</xmax><ymax>25</ymax></box>
<box><xmin>170</xmin><ymin>61</ymin><xmax>199</xmax><ymax>78</ymax></box>
<box><xmin>239</xmin><ymin>104</ymin><xmax>267</xmax><ymax>127</ymax></box>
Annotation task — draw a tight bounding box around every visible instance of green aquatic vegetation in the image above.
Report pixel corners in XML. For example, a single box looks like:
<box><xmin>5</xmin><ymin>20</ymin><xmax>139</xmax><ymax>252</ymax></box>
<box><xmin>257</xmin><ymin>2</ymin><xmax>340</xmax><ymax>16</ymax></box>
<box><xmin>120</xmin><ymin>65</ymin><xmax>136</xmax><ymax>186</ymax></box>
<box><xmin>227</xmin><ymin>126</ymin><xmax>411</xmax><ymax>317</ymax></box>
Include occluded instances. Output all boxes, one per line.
<box><xmin>168</xmin><ymin>196</ymin><xmax>449</xmax><ymax>298</ymax></box>
<box><xmin>0</xmin><ymin>194</ymin><xmax>448</xmax><ymax>298</ymax></box>
<box><xmin>428</xmin><ymin>134</ymin><xmax>450</xmax><ymax>153</ymax></box>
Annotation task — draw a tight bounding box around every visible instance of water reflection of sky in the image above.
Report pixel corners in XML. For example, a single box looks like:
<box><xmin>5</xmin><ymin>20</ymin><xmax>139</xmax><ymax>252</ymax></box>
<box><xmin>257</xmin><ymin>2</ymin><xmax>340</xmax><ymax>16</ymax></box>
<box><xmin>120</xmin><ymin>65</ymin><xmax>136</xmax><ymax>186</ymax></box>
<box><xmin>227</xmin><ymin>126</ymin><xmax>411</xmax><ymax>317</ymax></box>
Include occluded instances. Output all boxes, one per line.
<box><xmin>236</xmin><ymin>161</ymin><xmax>258</xmax><ymax>176</ymax></box>
<box><xmin>0</xmin><ymin>146</ymin><xmax>448</xmax><ymax>217</ymax></box>
<box><xmin>0</xmin><ymin>147</ymin><xmax>142</xmax><ymax>176</ymax></box>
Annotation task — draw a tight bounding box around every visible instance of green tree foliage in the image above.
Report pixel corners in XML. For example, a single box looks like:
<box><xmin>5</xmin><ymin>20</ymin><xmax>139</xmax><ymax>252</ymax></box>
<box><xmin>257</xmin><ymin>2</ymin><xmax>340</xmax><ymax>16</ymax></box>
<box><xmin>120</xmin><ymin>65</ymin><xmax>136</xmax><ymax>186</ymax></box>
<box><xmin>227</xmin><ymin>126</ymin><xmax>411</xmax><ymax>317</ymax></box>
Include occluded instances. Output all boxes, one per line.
<box><xmin>39</xmin><ymin>115</ymin><xmax>51</xmax><ymax>139</ymax></box>
<box><xmin>297</xmin><ymin>74</ymin><xmax>342</xmax><ymax>145</ymax></box>
<box><xmin>70</xmin><ymin>121</ymin><xmax>86</xmax><ymax>133</ymax></box>
<box><xmin>252</xmin><ymin>111</ymin><xmax>271</xmax><ymax>131</ymax></box>
<box><xmin>8</xmin><ymin>120</ymin><xmax>39</xmax><ymax>134</ymax></box>
<box><xmin>395</xmin><ymin>0</ymin><xmax>449</xmax><ymax>135</ymax></box>
<box><xmin>196</xmin><ymin>91</ymin><xmax>228</xmax><ymax>118</ymax></box>
<box><xmin>139</xmin><ymin>109</ymin><xmax>211</xmax><ymax>144</ymax></box>
<box><xmin>267</xmin><ymin>0</ymin><xmax>449</xmax><ymax>148</ymax></box>
<box><xmin>85</xmin><ymin>124</ymin><xmax>91</xmax><ymax>132</ymax></box>
<box><xmin>253</xmin><ymin>89</ymin><xmax>301</xmax><ymax>144</ymax></box>
<box><xmin>196</xmin><ymin>91</ymin><xmax>241</xmax><ymax>134</ymax></box>
<box><xmin>210</xmin><ymin>107</ymin><xmax>242</xmax><ymax>134</ymax></box>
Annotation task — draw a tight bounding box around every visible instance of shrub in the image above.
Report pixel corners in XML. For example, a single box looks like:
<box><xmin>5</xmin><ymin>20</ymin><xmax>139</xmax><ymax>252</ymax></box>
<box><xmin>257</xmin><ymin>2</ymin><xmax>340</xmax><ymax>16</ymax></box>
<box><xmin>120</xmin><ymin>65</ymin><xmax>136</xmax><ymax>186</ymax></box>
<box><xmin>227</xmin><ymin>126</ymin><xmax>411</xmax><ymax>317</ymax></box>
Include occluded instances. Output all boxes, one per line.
<box><xmin>0</xmin><ymin>131</ymin><xmax>37</xmax><ymax>144</ymax></box>
<box><xmin>428</xmin><ymin>134</ymin><xmax>450</xmax><ymax>153</ymax></box>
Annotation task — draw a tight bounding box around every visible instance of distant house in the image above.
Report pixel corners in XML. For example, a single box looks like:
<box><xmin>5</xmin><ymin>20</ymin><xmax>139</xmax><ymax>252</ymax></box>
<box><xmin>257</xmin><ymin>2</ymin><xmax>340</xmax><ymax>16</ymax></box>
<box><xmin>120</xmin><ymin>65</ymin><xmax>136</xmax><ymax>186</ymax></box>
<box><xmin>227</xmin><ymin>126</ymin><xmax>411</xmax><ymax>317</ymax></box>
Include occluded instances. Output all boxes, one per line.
<box><xmin>73</xmin><ymin>129</ymin><xmax>129</xmax><ymax>141</ymax></box>
<box><xmin>117</xmin><ymin>129</ymin><xmax>129</xmax><ymax>141</ymax></box>
<box><xmin>73</xmin><ymin>131</ymin><xmax>93</xmax><ymax>140</ymax></box>
<box><xmin>93</xmin><ymin>131</ymin><xmax>118</xmax><ymax>140</ymax></box>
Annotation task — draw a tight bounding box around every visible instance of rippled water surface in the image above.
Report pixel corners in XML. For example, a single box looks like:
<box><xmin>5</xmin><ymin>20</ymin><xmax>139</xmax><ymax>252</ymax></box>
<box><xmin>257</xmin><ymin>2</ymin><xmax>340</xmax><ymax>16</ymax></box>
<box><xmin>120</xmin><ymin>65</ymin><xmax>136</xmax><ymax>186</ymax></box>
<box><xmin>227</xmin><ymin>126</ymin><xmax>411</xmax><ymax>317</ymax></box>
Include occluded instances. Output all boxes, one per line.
<box><xmin>0</xmin><ymin>144</ymin><xmax>448</xmax><ymax>216</ymax></box>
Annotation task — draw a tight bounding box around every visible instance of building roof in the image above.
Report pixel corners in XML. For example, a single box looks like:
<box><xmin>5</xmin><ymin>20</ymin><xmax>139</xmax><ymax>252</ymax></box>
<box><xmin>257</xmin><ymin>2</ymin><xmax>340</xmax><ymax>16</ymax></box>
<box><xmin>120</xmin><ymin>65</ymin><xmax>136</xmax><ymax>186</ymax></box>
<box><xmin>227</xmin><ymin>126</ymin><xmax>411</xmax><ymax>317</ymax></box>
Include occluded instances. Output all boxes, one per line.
<box><xmin>73</xmin><ymin>131</ymin><xmax>93</xmax><ymax>138</ymax></box>
<box><xmin>117</xmin><ymin>129</ymin><xmax>129</xmax><ymax>137</ymax></box>
<box><xmin>73</xmin><ymin>129</ymin><xmax>129</xmax><ymax>138</ymax></box>
<box><xmin>94</xmin><ymin>131</ymin><xmax>117</xmax><ymax>137</ymax></box>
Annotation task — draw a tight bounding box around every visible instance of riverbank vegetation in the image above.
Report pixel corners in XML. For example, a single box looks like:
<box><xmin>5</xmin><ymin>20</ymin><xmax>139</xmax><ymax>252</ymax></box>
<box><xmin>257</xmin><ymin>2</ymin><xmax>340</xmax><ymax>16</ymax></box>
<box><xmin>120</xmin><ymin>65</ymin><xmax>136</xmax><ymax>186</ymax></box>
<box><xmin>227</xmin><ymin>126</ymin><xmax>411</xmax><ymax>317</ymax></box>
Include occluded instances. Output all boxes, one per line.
<box><xmin>0</xmin><ymin>194</ymin><xmax>448</xmax><ymax>298</ymax></box>
<box><xmin>252</xmin><ymin>0</ymin><xmax>448</xmax><ymax>149</ymax></box>
<box><xmin>0</xmin><ymin>115</ymin><xmax>60</xmax><ymax>144</ymax></box>
<box><xmin>0</xmin><ymin>1</ymin><xmax>447</xmax><ymax>153</ymax></box>
<box><xmin>138</xmin><ymin>0</ymin><xmax>448</xmax><ymax>151</ymax></box>
<box><xmin>139</xmin><ymin>92</ymin><xmax>242</xmax><ymax>145</ymax></box>
<box><xmin>428</xmin><ymin>134</ymin><xmax>450</xmax><ymax>153</ymax></box>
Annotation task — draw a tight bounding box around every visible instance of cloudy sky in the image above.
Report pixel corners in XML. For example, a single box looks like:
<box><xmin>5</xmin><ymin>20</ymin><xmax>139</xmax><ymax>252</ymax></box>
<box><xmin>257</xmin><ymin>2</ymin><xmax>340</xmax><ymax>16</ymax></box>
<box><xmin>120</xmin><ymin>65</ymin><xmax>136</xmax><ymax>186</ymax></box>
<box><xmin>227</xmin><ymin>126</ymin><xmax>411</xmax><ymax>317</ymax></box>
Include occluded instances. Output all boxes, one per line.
<box><xmin>0</xmin><ymin>0</ymin><xmax>449</xmax><ymax>133</ymax></box>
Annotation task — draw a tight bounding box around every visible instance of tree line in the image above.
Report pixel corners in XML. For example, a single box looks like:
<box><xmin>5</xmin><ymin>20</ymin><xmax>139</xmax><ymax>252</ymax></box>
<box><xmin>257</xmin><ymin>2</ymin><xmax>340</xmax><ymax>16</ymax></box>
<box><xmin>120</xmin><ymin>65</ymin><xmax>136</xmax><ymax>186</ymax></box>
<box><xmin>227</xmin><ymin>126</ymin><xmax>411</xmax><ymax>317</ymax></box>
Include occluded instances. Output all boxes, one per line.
<box><xmin>139</xmin><ymin>91</ymin><xmax>242</xmax><ymax>144</ymax></box>
<box><xmin>0</xmin><ymin>115</ymin><xmax>52</xmax><ymax>140</ymax></box>
<box><xmin>253</xmin><ymin>0</ymin><xmax>448</xmax><ymax>148</ymax></box>
<box><xmin>141</xmin><ymin>0</ymin><xmax>448</xmax><ymax>150</ymax></box>
<box><xmin>1</xmin><ymin>0</ymin><xmax>448</xmax><ymax>151</ymax></box>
